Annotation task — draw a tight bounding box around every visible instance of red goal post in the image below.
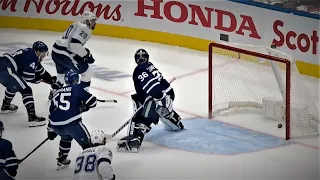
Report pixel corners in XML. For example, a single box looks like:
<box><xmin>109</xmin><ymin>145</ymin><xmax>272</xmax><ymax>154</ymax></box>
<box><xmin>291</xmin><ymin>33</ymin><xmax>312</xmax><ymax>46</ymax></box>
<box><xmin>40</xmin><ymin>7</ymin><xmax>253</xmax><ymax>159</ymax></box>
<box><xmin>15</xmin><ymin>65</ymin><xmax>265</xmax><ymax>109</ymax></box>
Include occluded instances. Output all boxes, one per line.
<box><xmin>208</xmin><ymin>42</ymin><xmax>319</xmax><ymax>140</ymax></box>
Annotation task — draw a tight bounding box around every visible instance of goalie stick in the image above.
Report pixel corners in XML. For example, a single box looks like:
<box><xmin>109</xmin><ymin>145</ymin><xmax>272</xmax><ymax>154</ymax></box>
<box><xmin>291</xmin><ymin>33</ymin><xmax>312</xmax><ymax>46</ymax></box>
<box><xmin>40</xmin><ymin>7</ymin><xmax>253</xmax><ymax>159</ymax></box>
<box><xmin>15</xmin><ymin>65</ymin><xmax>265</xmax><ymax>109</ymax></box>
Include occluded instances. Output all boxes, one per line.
<box><xmin>106</xmin><ymin>77</ymin><xmax>177</xmax><ymax>139</ymax></box>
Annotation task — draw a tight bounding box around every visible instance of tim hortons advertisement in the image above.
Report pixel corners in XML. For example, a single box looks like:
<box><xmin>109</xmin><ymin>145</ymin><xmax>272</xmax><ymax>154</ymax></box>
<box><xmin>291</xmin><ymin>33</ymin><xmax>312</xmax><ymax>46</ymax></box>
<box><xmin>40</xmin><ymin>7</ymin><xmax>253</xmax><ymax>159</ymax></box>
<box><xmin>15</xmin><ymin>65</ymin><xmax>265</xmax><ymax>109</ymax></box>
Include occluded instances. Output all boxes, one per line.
<box><xmin>1</xmin><ymin>0</ymin><xmax>319</xmax><ymax>64</ymax></box>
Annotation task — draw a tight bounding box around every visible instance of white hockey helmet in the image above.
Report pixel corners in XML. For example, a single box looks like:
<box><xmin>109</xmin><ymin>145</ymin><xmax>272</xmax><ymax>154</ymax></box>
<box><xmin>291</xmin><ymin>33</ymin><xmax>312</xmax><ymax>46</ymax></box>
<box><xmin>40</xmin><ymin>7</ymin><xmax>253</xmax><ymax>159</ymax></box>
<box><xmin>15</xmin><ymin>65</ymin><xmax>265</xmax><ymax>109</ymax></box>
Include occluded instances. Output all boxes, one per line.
<box><xmin>81</xmin><ymin>11</ymin><xmax>97</xmax><ymax>30</ymax></box>
<box><xmin>90</xmin><ymin>130</ymin><xmax>107</xmax><ymax>145</ymax></box>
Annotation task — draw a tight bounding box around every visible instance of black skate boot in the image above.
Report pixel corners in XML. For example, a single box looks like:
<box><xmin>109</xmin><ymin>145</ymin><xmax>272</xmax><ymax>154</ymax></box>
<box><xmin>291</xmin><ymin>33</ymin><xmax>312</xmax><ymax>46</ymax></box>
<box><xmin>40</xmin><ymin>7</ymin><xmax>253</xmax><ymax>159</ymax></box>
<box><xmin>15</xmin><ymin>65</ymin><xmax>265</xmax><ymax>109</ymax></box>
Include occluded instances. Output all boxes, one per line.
<box><xmin>0</xmin><ymin>104</ymin><xmax>18</xmax><ymax>114</ymax></box>
<box><xmin>28</xmin><ymin>114</ymin><xmax>46</xmax><ymax>127</ymax></box>
<box><xmin>117</xmin><ymin>135</ymin><xmax>142</xmax><ymax>153</ymax></box>
<box><xmin>57</xmin><ymin>155</ymin><xmax>71</xmax><ymax>171</ymax></box>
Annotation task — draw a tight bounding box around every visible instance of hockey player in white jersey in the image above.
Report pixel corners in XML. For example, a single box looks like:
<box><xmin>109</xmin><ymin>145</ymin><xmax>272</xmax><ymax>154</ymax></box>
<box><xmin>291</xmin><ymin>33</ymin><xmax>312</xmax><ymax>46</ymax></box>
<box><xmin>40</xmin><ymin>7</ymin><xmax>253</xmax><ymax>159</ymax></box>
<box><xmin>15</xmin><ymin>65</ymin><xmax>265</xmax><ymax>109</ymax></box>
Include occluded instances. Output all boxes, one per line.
<box><xmin>49</xmin><ymin>11</ymin><xmax>97</xmax><ymax>99</ymax></box>
<box><xmin>73</xmin><ymin>130</ymin><xmax>115</xmax><ymax>180</ymax></box>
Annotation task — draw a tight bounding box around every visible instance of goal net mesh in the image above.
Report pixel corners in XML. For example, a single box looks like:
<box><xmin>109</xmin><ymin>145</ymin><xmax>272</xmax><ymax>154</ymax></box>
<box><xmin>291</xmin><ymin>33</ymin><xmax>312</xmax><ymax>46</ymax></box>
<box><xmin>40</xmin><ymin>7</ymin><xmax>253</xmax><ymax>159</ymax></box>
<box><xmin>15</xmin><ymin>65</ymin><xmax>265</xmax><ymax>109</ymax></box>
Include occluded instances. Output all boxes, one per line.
<box><xmin>209</xmin><ymin>42</ymin><xmax>319</xmax><ymax>139</ymax></box>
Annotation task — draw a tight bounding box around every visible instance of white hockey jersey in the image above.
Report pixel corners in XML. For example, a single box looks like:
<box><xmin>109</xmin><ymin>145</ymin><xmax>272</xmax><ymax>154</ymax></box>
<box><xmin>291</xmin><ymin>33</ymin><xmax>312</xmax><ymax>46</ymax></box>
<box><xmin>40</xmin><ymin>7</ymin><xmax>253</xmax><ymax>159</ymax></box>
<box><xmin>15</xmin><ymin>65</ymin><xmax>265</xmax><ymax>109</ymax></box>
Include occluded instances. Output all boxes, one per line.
<box><xmin>73</xmin><ymin>145</ymin><xmax>114</xmax><ymax>180</ymax></box>
<box><xmin>53</xmin><ymin>21</ymin><xmax>92</xmax><ymax>58</ymax></box>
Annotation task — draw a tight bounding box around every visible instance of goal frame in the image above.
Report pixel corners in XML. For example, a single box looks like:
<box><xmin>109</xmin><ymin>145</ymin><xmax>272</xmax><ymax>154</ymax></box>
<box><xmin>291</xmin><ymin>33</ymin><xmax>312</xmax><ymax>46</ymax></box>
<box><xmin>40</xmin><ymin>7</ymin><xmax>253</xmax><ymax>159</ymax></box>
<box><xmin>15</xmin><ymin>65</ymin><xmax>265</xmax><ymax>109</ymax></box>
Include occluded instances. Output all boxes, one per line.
<box><xmin>208</xmin><ymin>42</ymin><xmax>292</xmax><ymax>140</ymax></box>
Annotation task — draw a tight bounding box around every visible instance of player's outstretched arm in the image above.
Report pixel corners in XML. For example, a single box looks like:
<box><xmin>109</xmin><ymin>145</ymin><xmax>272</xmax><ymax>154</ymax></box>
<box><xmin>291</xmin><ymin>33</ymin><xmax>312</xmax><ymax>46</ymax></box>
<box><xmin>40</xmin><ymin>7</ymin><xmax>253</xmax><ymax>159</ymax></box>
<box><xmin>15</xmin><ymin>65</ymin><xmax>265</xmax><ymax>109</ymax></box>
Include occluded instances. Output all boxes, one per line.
<box><xmin>98</xmin><ymin>147</ymin><xmax>115</xmax><ymax>180</ymax></box>
<box><xmin>33</xmin><ymin>64</ymin><xmax>57</xmax><ymax>85</ymax></box>
<box><xmin>1</xmin><ymin>140</ymin><xmax>19</xmax><ymax>177</ymax></box>
<box><xmin>78</xmin><ymin>86</ymin><xmax>97</xmax><ymax>113</ymax></box>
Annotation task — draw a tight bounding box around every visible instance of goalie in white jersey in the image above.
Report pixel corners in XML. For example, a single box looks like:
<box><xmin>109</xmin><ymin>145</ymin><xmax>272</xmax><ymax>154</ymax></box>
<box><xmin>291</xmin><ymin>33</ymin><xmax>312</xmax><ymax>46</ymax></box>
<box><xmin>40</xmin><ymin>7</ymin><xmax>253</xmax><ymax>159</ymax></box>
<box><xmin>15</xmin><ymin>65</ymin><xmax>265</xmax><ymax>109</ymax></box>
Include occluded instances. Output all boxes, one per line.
<box><xmin>73</xmin><ymin>130</ymin><xmax>115</xmax><ymax>180</ymax></box>
<box><xmin>49</xmin><ymin>11</ymin><xmax>97</xmax><ymax>99</ymax></box>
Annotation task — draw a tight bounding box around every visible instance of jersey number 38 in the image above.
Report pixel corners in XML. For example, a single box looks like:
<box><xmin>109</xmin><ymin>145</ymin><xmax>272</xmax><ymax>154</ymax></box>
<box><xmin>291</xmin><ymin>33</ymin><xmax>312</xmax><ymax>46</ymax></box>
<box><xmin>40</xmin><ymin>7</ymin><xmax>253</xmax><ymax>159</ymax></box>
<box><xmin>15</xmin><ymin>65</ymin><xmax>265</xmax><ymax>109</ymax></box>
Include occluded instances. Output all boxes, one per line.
<box><xmin>74</xmin><ymin>154</ymin><xmax>97</xmax><ymax>174</ymax></box>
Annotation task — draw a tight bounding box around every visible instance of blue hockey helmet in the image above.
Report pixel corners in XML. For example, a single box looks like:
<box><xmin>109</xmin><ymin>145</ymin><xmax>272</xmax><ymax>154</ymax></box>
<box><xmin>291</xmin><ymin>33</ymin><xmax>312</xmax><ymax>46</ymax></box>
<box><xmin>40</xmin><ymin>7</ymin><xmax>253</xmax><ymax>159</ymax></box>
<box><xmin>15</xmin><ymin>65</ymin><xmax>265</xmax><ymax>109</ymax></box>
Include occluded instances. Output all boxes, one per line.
<box><xmin>65</xmin><ymin>71</ymin><xmax>80</xmax><ymax>85</ymax></box>
<box><xmin>134</xmin><ymin>49</ymin><xmax>149</xmax><ymax>64</ymax></box>
<box><xmin>0</xmin><ymin>120</ymin><xmax>4</xmax><ymax>137</ymax></box>
<box><xmin>33</xmin><ymin>41</ymin><xmax>48</xmax><ymax>53</ymax></box>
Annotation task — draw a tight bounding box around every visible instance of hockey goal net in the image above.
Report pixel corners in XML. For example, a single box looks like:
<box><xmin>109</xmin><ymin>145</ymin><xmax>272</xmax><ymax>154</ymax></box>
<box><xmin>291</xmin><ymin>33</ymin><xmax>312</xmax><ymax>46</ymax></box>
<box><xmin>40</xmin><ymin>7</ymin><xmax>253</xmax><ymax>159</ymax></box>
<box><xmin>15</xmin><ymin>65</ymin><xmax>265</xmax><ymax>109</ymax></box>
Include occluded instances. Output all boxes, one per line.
<box><xmin>208</xmin><ymin>42</ymin><xmax>319</xmax><ymax>140</ymax></box>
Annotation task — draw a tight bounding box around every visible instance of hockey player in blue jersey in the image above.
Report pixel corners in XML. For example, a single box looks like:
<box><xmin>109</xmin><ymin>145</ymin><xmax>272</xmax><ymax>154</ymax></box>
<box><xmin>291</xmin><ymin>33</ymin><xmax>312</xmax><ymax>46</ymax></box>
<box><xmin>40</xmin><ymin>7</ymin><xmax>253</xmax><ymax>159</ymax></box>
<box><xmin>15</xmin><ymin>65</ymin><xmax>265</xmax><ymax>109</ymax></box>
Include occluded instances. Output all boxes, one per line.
<box><xmin>117</xmin><ymin>49</ymin><xmax>184</xmax><ymax>152</ymax></box>
<box><xmin>47</xmin><ymin>71</ymin><xmax>97</xmax><ymax>170</ymax></box>
<box><xmin>0</xmin><ymin>41</ymin><xmax>59</xmax><ymax>127</ymax></box>
<box><xmin>48</xmin><ymin>11</ymin><xmax>97</xmax><ymax>100</ymax></box>
<box><xmin>0</xmin><ymin>121</ymin><xmax>19</xmax><ymax>180</ymax></box>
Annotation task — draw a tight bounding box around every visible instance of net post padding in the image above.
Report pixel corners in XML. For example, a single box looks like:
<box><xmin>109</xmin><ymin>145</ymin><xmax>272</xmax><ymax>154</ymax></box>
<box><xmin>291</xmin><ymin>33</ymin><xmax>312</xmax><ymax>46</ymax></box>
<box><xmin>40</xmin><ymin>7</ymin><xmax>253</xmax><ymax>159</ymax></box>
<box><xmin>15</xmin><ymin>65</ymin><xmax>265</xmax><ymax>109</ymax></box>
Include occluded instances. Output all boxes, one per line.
<box><xmin>208</xmin><ymin>42</ymin><xmax>319</xmax><ymax>140</ymax></box>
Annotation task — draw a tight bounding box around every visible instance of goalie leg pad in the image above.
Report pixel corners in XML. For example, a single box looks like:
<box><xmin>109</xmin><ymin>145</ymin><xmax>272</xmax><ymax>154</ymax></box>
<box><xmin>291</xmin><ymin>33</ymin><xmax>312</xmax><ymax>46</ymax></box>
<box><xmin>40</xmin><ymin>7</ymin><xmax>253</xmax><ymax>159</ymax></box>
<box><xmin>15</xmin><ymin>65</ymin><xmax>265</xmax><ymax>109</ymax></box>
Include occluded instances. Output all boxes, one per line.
<box><xmin>160</xmin><ymin>110</ymin><xmax>184</xmax><ymax>131</ymax></box>
<box><xmin>156</xmin><ymin>95</ymin><xmax>173</xmax><ymax>118</ymax></box>
<box><xmin>117</xmin><ymin>135</ymin><xmax>142</xmax><ymax>153</ymax></box>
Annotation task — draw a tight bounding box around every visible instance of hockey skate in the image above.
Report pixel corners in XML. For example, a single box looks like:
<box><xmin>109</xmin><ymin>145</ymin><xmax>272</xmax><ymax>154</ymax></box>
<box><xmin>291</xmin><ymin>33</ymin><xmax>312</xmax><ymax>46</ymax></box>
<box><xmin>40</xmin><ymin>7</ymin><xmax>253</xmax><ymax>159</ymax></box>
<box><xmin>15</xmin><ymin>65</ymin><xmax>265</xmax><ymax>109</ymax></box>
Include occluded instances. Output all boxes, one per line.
<box><xmin>117</xmin><ymin>135</ymin><xmax>142</xmax><ymax>153</ymax></box>
<box><xmin>28</xmin><ymin>114</ymin><xmax>46</xmax><ymax>127</ymax></box>
<box><xmin>57</xmin><ymin>157</ymin><xmax>71</xmax><ymax>171</ymax></box>
<box><xmin>0</xmin><ymin>104</ymin><xmax>18</xmax><ymax>114</ymax></box>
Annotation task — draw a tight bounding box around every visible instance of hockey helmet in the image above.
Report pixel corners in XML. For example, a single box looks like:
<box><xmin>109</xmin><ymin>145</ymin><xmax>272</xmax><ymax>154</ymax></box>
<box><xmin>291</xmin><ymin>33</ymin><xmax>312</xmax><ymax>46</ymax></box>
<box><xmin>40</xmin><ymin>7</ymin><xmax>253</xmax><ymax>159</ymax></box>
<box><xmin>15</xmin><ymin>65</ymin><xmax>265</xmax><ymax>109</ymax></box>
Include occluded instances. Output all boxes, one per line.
<box><xmin>33</xmin><ymin>41</ymin><xmax>49</xmax><ymax>61</ymax></box>
<box><xmin>134</xmin><ymin>49</ymin><xmax>149</xmax><ymax>64</ymax></box>
<box><xmin>81</xmin><ymin>11</ymin><xmax>97</xmax><ymax>30</ymax></box>
<box><xmin>33</xmin><ymin>41</ymin><xmax>48</xmax><ymax>53</ymax></box>
<box><xmin>90</xmin><ymin>130</ymin><xmax>107</xmax><ymax>145</ymax></box>
<box><xmin>0</xmin><ymin>120</ymin><xmax>4</xmax><ymax>137</ymax></box>
<box><xmin>64</xmin><ymin>71</ymin><xmax>80</xmax><ymax>85</ymax></box>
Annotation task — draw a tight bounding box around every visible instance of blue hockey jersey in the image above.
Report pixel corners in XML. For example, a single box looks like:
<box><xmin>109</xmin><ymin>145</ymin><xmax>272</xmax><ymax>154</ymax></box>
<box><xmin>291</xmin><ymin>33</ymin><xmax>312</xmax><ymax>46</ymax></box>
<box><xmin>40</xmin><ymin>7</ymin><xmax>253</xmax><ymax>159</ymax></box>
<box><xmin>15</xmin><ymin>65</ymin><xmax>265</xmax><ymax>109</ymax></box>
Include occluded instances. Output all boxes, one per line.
<box><xmin>48</xmin><ymin>84</ymin><xmax>97</xmax><ymax>126</ymax></box>
<box><xmin>1</xmin><ymin>48</ymin><xmax>45</xmax><ymax>83</ymax></box>
<box><xmin>0</xmin><ymin>138</ymin><xmax>19</xmax><ymax>177</ymax></box>
<box><xmin>133</xmin><ymin>62</ymin><xmax>171</xmax><ymax>101</ymax></box>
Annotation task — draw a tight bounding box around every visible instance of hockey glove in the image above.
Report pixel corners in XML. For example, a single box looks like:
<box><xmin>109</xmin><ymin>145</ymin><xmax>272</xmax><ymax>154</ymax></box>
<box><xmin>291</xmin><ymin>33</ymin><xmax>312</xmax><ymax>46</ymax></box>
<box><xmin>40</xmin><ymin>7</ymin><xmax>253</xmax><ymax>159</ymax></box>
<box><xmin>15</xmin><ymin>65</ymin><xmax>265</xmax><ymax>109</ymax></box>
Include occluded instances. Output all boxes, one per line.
<box><xmin>51</xmin><ymin>80</ymin><xmax>63</xmax><ymax>90</ymax></box>
<box><xmin>84</xmin><ymin>48</ymin><xmax>95</xmax><ymax>64</ymax></box>
<box><xmin>47</xmin><ymin>127</ymin><xmax>58</xmax><ymax>140</ymax></box>
<box><xmin>79</xmin><ymin>104</ymin><xmax>90</xmax><ymax>113</ymax></box>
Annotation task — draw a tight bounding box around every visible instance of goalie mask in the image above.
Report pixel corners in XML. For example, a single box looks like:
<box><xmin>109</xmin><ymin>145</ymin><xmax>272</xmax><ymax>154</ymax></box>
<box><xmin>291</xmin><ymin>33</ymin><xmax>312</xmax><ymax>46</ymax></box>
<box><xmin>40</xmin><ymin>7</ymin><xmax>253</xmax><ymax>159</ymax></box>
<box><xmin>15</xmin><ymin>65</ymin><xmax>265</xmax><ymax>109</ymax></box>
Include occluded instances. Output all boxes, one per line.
<box><xmin>134</xmin><ymin>49</ymin><xmax>149</xmax><ymax>64</ymax></box>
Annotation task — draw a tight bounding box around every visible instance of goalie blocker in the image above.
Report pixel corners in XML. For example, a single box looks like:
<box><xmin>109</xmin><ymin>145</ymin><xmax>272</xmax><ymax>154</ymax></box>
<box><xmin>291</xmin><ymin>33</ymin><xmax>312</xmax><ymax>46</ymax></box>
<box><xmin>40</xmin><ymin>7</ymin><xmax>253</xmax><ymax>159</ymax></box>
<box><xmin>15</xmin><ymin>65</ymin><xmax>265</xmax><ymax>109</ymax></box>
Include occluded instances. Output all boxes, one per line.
<box><xmin>117</xmin><ymin>91</ymin><xmax>184</xmax><ymax>153</ymax></box>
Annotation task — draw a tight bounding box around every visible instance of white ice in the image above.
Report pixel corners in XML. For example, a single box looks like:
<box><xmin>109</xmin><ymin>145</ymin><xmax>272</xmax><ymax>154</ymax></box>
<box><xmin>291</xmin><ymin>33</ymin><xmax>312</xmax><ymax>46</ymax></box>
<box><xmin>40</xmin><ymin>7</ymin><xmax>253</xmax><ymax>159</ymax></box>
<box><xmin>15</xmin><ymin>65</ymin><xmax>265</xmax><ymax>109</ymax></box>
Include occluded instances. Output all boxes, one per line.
<box><xmin>0</xmin><ymin>29</ymin><xmax>319</xmax><ymax>180</ymax></box>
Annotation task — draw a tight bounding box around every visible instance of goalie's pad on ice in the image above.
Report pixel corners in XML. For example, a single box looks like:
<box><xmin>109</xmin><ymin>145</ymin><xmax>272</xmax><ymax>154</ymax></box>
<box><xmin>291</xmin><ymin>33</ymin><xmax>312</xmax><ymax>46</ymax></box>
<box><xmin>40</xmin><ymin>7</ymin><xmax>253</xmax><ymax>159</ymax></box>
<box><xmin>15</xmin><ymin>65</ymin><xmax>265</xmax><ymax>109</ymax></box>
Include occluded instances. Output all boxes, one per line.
<box><xmin>160</xmin><ymin>110</ymin><xmax>184</xmax><ymax>131</ymax></box>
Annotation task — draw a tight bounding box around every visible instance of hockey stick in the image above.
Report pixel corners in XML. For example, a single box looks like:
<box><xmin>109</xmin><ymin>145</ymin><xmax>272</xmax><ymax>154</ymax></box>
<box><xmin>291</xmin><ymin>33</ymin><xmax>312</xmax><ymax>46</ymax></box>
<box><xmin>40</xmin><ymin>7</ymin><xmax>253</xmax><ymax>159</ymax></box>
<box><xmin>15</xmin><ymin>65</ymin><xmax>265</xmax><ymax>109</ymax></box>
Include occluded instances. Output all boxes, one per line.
<box><xmin>18</xmin><ymin>138</ymin><xmax>49</xmax><ymax>164</ymax></box>
<box><xmin>97</xmin><ymin>99</ymin><xmax>117</xmax><ymax>103</ymax></box>
<box><xmin>106</xmin><ymin>107</ymin><xmax>143</xmax><ymax>139</ymax></box>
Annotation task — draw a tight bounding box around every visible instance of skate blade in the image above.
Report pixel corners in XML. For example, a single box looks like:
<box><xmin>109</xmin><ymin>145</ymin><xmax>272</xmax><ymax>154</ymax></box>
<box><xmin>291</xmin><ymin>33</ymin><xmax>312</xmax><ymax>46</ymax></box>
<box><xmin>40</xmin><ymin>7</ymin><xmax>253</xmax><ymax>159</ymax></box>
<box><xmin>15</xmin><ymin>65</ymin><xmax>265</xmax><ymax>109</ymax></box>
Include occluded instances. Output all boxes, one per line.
<box><xmin>0</xmin><ymin>110</ymin><xmax>17</xmax><ymax>114</ymax></box>
<box><xmin>56</xmin><ymin>164</ymin><xmax>69</xmax><ymax>171</ymax></box>
<box><xmin>29</xmin><ymin>122</ymin><xmax>46</xmax><ymax>127</ymax></box>
<box><xmin>117</xmin><ymin>147</ymin><xmax>139</xmax><ymax>153</ymax></box>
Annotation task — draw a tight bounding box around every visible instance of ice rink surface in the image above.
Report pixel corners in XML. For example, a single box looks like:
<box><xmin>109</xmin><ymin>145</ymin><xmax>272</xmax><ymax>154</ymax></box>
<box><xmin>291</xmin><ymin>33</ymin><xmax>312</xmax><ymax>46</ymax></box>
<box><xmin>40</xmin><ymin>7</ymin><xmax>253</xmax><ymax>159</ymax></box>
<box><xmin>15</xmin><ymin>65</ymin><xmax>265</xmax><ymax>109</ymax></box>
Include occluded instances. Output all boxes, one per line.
<box><xmin>0</xmin><ymin>29</ymin><xmax>319</xmax><ymax>180</ymax></box>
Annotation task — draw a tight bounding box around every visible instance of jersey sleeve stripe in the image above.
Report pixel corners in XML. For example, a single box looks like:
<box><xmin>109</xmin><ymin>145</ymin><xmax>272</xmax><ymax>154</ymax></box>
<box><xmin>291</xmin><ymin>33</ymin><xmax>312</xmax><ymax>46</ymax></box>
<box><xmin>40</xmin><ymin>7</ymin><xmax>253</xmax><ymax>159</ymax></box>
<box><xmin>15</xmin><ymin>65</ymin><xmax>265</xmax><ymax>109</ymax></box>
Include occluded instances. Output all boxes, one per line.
<box><xmin>146</xmin><ymin>82</ymin><xmax>160</xmax><ymax>93</ymax></box>
<box><xmin>85</xmin><ymin>95</ymin><xmax>94</xmax><ymax>104</ymax></box>
<box><xmin>142</xmin><ymin>77</ymin><xmax>158</xmax><ymax>90</ymax></box>
<box><xmin>22</xmin><ymin>71</ymin><xmax>35</xmax><ymax>76</ymax></box>
<box><xmin>97</xmin><ymin>158</ymin><xmax>111</xmax><ymax>165</ymax></box>
<box><xmin>0</xmin><ymin>159</ymin><xmax>5</xmax><ymax>164</ymax></box>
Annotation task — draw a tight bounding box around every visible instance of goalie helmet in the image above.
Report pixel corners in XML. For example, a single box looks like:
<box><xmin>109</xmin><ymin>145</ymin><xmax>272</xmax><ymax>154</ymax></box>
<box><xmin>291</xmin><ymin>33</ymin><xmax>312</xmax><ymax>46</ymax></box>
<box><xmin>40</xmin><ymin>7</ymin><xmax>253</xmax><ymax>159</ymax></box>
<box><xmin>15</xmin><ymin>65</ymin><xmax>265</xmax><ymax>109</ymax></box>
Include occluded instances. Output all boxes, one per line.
<box><xmin>81</xmin><ymin>11</ymin><xmax>97</xmax><ymax>30</ymax></box>
<box><xmin>0</xmin><ymin>120</ymin><xmax>4</xmax><ymax>137</ymax></box>
<box><xmin>134</xmin><ymin>49</ymin><xmax>149</xmax><ymax>64</ymax></box>
<box><xmin>90</xmin><ymin>130</ymin><xmax>107</xmax><ymax>145</ymax></box>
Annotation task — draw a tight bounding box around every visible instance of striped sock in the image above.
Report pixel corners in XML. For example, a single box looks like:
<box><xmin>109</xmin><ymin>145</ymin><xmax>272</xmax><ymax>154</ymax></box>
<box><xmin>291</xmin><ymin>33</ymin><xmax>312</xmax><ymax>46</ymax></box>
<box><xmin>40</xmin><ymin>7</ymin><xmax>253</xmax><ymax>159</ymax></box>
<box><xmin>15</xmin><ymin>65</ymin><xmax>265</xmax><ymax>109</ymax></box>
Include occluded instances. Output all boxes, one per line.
<box><xmin>22</xmin><ymin>93</ymin><xmax>35</xmax><ymax>115</ymax></box>
<box><xmin>2</xmin><ymin>89</ymin><xmax>16</xmax><ymax>106</ymax></box>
